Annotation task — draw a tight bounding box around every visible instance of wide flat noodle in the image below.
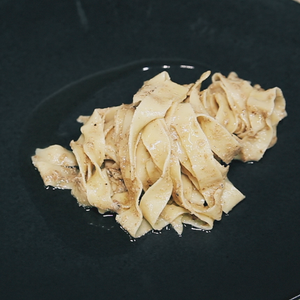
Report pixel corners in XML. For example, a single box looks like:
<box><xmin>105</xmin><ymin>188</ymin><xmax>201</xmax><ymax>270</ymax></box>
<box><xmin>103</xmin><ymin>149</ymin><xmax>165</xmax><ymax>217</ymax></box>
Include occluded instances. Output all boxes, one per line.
<box><xmin>129</xmin><ymin>71</ymin><xmax>190</xmax><ymax>180</ymax></box>
<box><xmin>200</xmin><ymin>72</ymin><xmax>287</xmax><ymax>161</ymax></box>
<box><xmin>140</xmin><ymin>118</ymin><xmax>172</xmax><ymax>229</ymax></box>
<box><xmin>31</xmin><ymin>70</ymin><xmax>287</xmax><ymax>238</ymax></box>
<box><xmin>32</xmin><ymin>145</ymin><xmax>78</xmax><ymax>190</ymax></box>
<box><xmin>114</xmin><ymin>104</ymin><xmax>149</xmax><ymax>237</ymax></box>
<box><xmin>197</xmin><ymin>114</ymin><xmax>241</xmax><ymax>164</ymax></box>
<box><xmin>170</xmin><ymin>102</ymin><xmax>224</xmax><ymax>219</ymax></box>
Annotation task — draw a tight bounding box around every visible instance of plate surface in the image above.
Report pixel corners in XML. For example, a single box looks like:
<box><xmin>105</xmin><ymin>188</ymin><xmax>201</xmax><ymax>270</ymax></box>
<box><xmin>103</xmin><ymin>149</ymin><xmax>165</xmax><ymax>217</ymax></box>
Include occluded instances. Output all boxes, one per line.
<box><xmin>20</xmin><ymin>60</ymin><xmax>298</xmax><ymax>299</ymax></box>
<box><xmin>1</xmin><ymin>1</ymin><xmax>300</xmax><ymax>299</ymax></box>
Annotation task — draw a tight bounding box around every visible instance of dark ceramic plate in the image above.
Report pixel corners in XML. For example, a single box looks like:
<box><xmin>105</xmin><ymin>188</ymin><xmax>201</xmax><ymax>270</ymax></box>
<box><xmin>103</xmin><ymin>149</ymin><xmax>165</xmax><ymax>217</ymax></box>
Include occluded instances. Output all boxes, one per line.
<box><xmin>2</xmin><ymin>1</ymin><xmax>300</xmax><ymax>299</ymax></box>
<box><xmin>19</xmin><ymin>60</ymin><xmax>299</xmax><ymax>299</ymax></box>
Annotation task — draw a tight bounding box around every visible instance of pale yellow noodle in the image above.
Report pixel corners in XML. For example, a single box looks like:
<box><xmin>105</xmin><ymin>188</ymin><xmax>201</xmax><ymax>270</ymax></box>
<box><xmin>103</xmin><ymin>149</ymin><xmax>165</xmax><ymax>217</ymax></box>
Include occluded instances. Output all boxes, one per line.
<box><xmin>31</xmin><ymin>70</ymin><xmax>287</xmax><ymax>238</ymax></box>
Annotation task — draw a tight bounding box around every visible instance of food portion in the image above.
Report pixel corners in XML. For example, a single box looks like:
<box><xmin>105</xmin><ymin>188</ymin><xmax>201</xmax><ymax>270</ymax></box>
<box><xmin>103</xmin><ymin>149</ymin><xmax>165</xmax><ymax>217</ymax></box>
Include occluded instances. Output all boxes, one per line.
<box><xmin>31</xmin><ymin>70</ymin><xmax>287</xmax><ymax>238</ymax></box>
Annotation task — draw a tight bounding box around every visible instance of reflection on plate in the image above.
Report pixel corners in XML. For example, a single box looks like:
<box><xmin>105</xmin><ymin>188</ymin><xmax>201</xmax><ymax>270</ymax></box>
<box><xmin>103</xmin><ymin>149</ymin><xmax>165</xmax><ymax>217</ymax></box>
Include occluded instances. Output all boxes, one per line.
<box><xmin>19</xmin><ymin>60</ymin><xmax>215</xmax><ymax>255</ymax></box>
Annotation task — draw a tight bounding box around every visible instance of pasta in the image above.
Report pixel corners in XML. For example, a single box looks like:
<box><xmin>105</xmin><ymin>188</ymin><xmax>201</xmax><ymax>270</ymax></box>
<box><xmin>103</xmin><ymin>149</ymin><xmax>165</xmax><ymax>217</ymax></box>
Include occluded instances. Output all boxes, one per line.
<box><xmin>31</xmin><ymin>70</ymin><xmax>287</xmax><ymax>238</ymax></box>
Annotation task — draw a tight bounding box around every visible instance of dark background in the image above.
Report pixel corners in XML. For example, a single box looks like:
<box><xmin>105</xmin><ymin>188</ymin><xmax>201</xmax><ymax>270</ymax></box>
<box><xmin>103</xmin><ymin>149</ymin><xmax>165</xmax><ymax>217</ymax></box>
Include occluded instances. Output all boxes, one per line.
<box><xmin>1</xmin><ymin>1</ymin><xmax>300</xmax><ymax>299</ymax></box>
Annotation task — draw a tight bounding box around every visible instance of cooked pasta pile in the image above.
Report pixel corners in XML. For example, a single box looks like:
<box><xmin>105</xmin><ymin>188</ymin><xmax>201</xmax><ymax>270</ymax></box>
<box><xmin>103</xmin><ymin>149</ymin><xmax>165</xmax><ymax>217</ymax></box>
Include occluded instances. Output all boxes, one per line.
<box><xmin>31</xmin><ymin>71</ymin><xmax>287</xmax><ymax>238</ymax></box>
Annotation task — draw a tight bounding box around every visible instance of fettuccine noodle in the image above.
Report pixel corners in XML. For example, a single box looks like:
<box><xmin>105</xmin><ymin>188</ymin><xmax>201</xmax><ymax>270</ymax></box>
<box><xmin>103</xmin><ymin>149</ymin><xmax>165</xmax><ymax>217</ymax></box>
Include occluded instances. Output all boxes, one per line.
<box><xmin>31</xmin><ymin>71</ymin><xmax>287</xmax><ymax>238</ymax></box>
